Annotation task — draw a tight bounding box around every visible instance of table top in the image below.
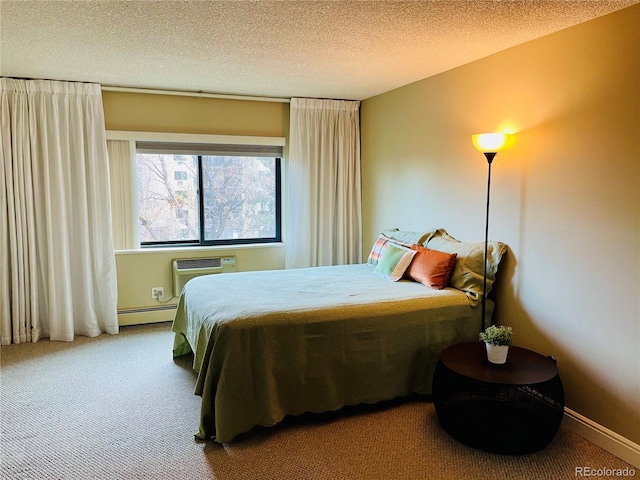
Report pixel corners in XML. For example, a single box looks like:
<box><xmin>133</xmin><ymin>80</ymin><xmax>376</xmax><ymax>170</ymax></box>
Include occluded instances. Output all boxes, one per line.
<box><xmin>439</xmin><ymin>342</ymin><xmax>559</xmax><ymax>385</ymax></box>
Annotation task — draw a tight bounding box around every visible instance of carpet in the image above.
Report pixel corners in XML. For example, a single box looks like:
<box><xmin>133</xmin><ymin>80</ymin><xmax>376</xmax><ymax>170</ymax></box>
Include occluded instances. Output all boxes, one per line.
<box><xmin>1</xmin><ymin>322</ymin><xmax>634</xmax><ymax>480</ymax></box>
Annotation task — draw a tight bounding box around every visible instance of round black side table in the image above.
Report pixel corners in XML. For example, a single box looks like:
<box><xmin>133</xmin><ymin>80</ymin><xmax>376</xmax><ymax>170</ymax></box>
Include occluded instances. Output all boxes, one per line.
<box><xmin>432</xmin><ymin>342</ymin><xmax>564</xmax><ymax>455</ymax></box>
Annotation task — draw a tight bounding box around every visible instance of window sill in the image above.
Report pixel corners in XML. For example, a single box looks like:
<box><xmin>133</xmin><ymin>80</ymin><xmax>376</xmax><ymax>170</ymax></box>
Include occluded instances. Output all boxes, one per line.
<box><xmin>115</xmin><ymin>242</ymin><xmax>285</xmax><ymax>255</ymax></box>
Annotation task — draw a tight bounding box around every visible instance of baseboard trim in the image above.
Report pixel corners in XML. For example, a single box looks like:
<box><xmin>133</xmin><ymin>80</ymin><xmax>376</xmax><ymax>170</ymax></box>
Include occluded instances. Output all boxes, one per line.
<box><xmin>564</xmin><ymin>408</ymin><xmax>640</xmax><ymax>468</ymax></box>
<box><xmin>118</xmin><ymin>306</ymin><xmax>177</xmax><ymax>326</ymax></box>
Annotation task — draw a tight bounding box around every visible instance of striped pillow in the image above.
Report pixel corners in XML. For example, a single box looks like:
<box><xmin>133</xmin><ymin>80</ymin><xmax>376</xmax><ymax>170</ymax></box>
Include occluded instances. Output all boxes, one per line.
<box><xmin>374</xmin><ymin>243</ymin><xmax>417</xmax><ymax>281</ymax></box>
<box><xmin>367</xmin><ymin>233</ymin><xmax>413</xmax><ymax>266</ymax></box>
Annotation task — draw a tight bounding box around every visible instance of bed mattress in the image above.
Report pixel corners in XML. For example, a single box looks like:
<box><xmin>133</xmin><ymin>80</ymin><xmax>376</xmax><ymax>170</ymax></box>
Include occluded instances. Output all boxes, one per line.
<box><xmin>172</xmin><ymin>263</ymin><xmax>487</xmax><ymax>442</ymax></box>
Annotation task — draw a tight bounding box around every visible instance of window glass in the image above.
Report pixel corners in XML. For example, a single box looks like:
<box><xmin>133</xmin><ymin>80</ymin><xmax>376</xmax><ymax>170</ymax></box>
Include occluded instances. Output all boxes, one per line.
<box><xmin>135</xmin><ymin>151</ymin><xmax>280</xmax><ymax>246</ymax></box>
<box><xmin>136</xmin><ymin>154</ymin><xmax>199</xmax><ymax>243</ymax></box>
<box><xmin>202</xmin><ymin>156</ymin><xmax>277</xmax><ymax>241</ymax></box>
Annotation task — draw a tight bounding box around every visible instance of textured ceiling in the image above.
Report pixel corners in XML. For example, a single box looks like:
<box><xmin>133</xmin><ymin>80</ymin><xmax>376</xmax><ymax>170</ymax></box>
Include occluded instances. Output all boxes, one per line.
<box><xmin>1</xmin><ymin>0</ymin><xmax>638</xmax><ymax>100</ymax></box>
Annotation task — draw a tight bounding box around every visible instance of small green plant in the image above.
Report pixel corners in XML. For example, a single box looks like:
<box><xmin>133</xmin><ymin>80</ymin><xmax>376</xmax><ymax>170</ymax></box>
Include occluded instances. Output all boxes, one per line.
<box><xmin>479</xmin><ymin>325</ymin><xmax>513</xmax><ymax>346</ymax></box>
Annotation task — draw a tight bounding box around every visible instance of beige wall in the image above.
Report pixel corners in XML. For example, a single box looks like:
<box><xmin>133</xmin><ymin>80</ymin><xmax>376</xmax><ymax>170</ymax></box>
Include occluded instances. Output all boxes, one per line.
<box><xmin>361</xmin><ymin>5</ymin><xmax>639</xmax><ymax>443</ymax></box>
<box><xmin>103</xmin><ymin>91</ymin><xmax>289</xmax><ymax>136</ymax></box>
<box><xmin>103</xmin><ymin>92</ymin><xmax>289</xmax><ymax>323</ymax></box>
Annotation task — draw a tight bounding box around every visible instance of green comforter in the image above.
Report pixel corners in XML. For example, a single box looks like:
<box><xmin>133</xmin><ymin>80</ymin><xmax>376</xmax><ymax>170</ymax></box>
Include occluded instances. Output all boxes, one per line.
<box><xmin>172</xmin><ymin>264</ymin><xmax>485</xmax><ymax>443</ymax></box>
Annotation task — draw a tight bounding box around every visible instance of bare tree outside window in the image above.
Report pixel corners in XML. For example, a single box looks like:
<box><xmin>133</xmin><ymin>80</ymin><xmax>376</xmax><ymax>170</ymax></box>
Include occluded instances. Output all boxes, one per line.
<box><xmin>202</xmin><ymin>156</ymin><xmax>276</xmax><ymax>241</ymax></box>
<box><xmin>136</xmin><ymin>154</ymin><xmax>199</xmax><ymax>242</ymax></box>
<box><xmin>136</xmin><ymin>153</ymin><xmax>279</xmax><ymax>245</ymax></box>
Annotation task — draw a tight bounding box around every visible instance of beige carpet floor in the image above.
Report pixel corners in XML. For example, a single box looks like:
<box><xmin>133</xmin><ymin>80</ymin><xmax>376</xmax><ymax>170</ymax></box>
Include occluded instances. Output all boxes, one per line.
<box><xmin>0</xmin><ymin>322</ymin><xmax>635</xmax><ymax>480</ymax></box>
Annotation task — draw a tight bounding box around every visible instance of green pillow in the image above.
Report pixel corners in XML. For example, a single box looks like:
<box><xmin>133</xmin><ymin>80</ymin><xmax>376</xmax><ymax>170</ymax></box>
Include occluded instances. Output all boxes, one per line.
<box><xmin>375</xmin><ymin>243</ymin><xmax>417</xmax><ymax>281</ymax></box>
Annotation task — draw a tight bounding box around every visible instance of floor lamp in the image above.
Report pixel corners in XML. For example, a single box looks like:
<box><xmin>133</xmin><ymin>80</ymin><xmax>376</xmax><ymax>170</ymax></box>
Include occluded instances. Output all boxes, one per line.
<box><xmin>472</xmin><ymin>133</ymin><xmax>511</xmax><ymax>331</ymax></box>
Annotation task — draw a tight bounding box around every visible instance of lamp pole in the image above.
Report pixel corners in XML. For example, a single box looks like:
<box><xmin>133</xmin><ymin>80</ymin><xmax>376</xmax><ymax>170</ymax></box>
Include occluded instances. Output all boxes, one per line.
<box><xmin>481</xmin><ymin>152</ymin><xmax>497</xmax><ymax>332</ymax></box>
<box><xmin>472</xmin><ymin>132</ymin><xmax>511</xmax><ymax>332</ymax></box>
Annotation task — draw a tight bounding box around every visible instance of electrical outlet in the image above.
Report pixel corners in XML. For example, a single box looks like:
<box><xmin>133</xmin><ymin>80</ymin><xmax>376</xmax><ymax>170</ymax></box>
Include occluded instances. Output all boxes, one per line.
<box><xmin>151</xmin><ymin>287</ymin><xmax>164</xmax><ymax>300</ymax></box>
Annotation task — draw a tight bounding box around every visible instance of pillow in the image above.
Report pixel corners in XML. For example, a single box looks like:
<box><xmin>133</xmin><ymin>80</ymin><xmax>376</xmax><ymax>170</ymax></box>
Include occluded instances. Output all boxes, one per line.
<box><xmin>374</xmin><ymin>243</ymin><xmax>417</xmax><ymax>281</ymax></box>
<box><xmin>368</xmin><ymin>228</ymin><xmax>438</xmax><ymax>266</ymax></box>
<box><xmin>367</xmin><ymin>234</ymin><xmax>391</xmax><ymax>266</ymax></box>
<box><xmin>425</xmin><ymin>229</ymin><xmax>507</xmax><ymax>303</ymax></box>
<box><xmin>404</xmin><ymin>246</ymin><xmax>457</xmax><ymax>290</ymax></box>
<box><xmin>381</xmin><ymin>228</ymin><xmax>438</xmax><ymax>246</ymax></box>
<box><xmin>367</xmin><ymin>233</ymin><xmax>414</xmax><ymax>266</ymax></box>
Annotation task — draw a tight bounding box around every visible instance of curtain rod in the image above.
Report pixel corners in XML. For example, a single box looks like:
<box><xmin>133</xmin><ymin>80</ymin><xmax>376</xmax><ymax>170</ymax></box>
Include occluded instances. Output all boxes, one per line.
<box><xmin>101</xmin><ymin>85</ymin><xmax>291</xmax><ymax>104</ymax></box>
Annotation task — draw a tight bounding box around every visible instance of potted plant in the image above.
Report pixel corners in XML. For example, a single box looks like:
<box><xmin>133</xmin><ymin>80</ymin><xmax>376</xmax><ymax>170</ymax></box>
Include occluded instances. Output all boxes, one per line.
<box><xmin>479</xmin><ymin>325</ymin><xmax>513</xmax><ymax>364</ymax></box>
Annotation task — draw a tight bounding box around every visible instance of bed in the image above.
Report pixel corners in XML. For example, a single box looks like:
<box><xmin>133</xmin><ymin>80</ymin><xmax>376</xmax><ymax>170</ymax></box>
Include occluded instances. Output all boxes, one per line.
<box><xmin>172</xmin><ymin>228</ymin><xmax>506</xmax><ymax>443</ymax></box>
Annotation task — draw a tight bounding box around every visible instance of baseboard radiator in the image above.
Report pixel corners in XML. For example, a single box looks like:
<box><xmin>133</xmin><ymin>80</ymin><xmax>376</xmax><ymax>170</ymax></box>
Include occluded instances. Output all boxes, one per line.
<box><xmin>172</xmin><ymin>256</ymin><xmax>237</xmax><ymax>297</ymax></box>
<box><xmin>117</xmin><ymin>305</ymin><xmax>178</xmax><ymax>326</ymax></box>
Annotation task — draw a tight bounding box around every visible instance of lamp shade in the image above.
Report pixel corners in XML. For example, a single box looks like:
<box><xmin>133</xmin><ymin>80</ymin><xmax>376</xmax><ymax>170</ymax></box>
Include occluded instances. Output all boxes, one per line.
<box><xmin>472</xmin><ymin>133</ymin><xmax>511</xmax><ymax>153</ymax></box>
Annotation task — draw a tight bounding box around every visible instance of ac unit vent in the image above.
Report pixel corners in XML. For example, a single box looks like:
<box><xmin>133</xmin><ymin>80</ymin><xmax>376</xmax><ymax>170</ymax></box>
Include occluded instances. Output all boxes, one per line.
<box><xmin>172</xmin><ymin>256</ymin><xmax>236</xmax><ymax>297</ymax></box>
<box><xmin>175</xmin><ymin>257</ymin><xmax>221</xmax><ymax>270</ymax></box>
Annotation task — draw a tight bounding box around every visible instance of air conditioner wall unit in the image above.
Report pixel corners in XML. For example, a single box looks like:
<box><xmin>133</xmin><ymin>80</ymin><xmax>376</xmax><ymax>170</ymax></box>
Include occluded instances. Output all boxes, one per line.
<box><xmin>172</xmin><ymin>256</ymin><xmax>236</xmax><ymax>297</ymax></box>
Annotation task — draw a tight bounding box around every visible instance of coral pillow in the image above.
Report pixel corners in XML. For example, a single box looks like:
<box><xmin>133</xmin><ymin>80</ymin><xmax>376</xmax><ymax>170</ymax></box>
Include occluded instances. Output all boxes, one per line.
<box><xmin>425</xmin><ymin>229</ymin><xmax>506</xmax><ymax>302</ymax></box>
<box><xmin>404</xmin><ymin>245</ymin><xmax>457</xmax><ymax>289</ymax></box>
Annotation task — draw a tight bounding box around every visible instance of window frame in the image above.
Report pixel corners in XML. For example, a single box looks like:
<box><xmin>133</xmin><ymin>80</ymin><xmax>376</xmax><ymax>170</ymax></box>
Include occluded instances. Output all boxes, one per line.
<box><xmin>104</xmin><ymin>132</ymin><xmax>286</xmax><ymax>250</ymax></box>
<box><xmin>137</xmin><ymin>153</ymin><xmax>282</xmax><ymax>248</ymax></box>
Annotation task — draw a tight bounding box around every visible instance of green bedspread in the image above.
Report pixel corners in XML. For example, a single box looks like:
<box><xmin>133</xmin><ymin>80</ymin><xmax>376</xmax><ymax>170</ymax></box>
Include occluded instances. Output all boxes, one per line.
<box><xmin>172</xmin><ymin>263</ymin><xmax>486</xmax><ymax>443</ymax></box>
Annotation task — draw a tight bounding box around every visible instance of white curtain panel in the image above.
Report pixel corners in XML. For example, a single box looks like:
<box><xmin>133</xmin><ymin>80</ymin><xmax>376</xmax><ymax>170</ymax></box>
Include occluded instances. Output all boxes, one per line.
<box><xmin>107</xmin><ymin>140</ymin><xmax>138</xmax><ymax>250</ymax></box>
<box><xmin>285</xmin><ymin>98</ymin><xmax>362</xmax><ymax>268</ymax></box>
<box><xmin>0</xmin><ymin>78</ymin><xmax>118</xmax><ymax>344</ymax></box>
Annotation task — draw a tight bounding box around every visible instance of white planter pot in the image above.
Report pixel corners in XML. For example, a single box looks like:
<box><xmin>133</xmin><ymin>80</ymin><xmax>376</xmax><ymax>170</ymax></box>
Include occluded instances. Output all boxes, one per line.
<box><xmin>486</xmin><ymin>343</ymin><xmax>509</xmax><ymax>364</ymax></box>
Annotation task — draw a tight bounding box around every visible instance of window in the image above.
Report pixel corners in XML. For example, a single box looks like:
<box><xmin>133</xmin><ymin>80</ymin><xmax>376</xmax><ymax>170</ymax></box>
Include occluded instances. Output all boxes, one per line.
<box><xmin>175</xmin><ymin>208</ymin><xmax>188</xmax><ymax>220</ymax></box>
<box><xmin>135</xmin><ymin>141</ymin><xmax>282</xmax><ymax>247</ymax></box>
